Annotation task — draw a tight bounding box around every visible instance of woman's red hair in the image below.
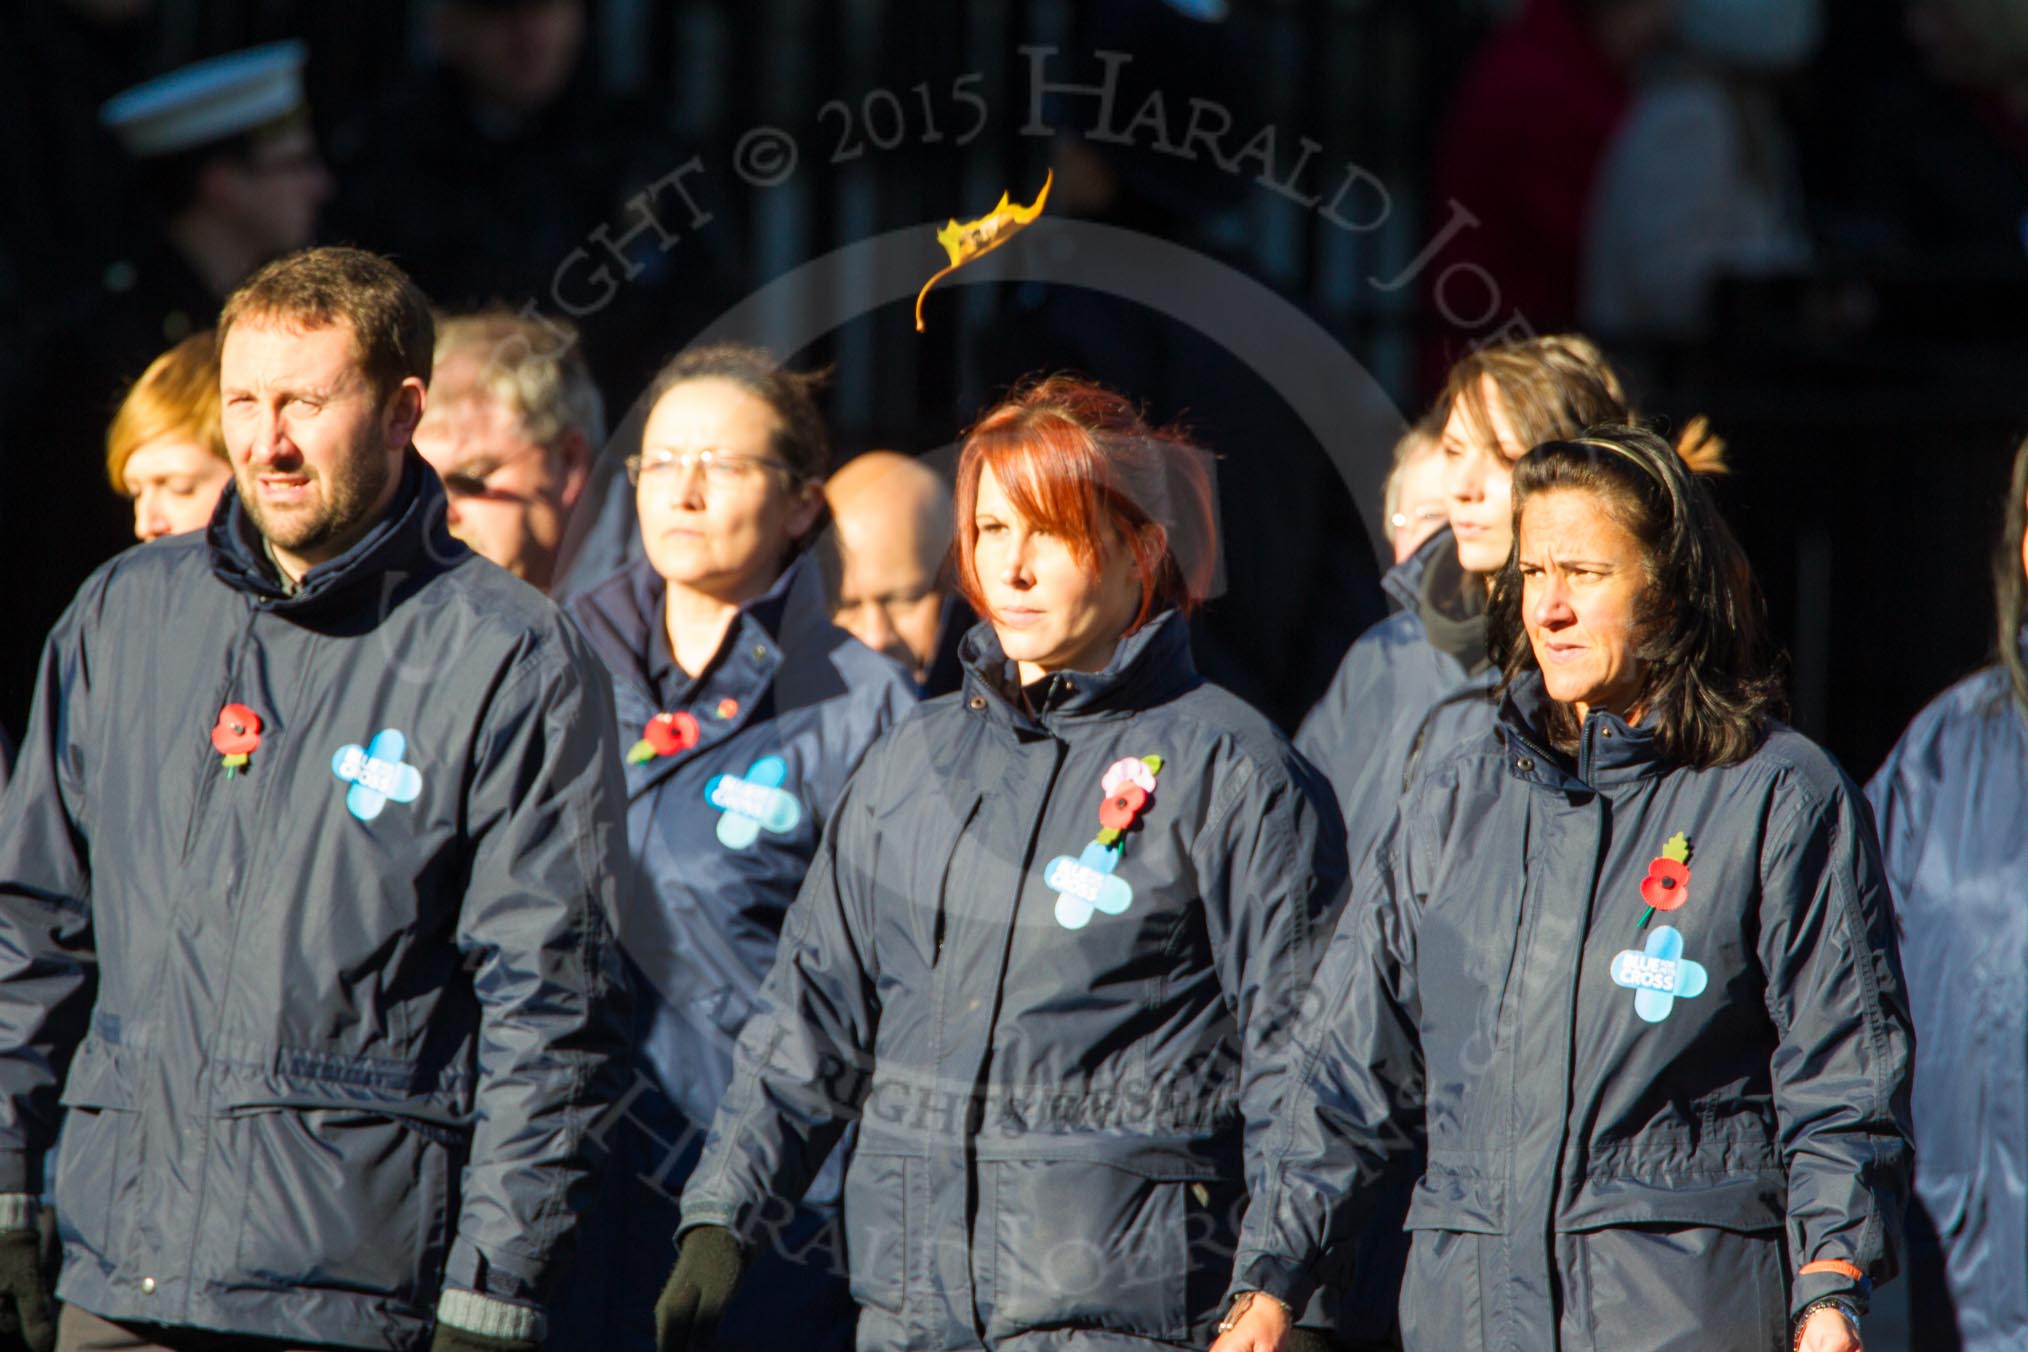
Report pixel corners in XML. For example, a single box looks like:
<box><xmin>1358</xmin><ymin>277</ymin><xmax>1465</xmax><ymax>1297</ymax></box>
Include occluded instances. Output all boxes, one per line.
<box><xmin>953</xmin><ymin>375</ymin><xmax>1218</xmax><ymax>636</ymax></box>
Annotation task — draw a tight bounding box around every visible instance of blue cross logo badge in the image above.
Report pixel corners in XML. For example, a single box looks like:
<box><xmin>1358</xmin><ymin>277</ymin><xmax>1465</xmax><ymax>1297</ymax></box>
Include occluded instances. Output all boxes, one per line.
<box><xmin>1044</xmin><ymin>841</ymin><xmax>1136</xmax><ymax>930</ymax></box>
<box><xmin>1609</xmin><ymin>925</ymin><xmax>1709</xmax><ymax>1023</ymax></box>
<box><xmin>331</xmin><ymin>729</ymin><xmax>424</xmax><ymax>822</ymax></box>
<box><xmin>704</xmin><ymin>755</ymin><xmax>802</xmax><ymax>849</ymax></box>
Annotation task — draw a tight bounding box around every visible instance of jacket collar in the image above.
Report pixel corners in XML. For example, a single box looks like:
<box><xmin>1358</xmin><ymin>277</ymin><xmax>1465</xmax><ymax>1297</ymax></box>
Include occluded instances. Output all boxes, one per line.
<box><xmin>1382</xmin><ymin>529</ymin><xmax>1491</xmax><ymax>673</ymax></box>
<box><xmin>1413</xmin><ymin>533</ymin><xmax>1491</xmax><ymax>675</ymax></box>
<box><xmin>1381</xmin><ymin>524</ymin><xmax>1452</xmax><ymax>612</ymax></box>
<box><xmin>917</xmin><ymin>591</ymin><xmax>975</xmax><ymax>699</ymax></box>
<box><xmin>573</xmin><ymin>552</ymin><xmax>856</xmax><ymax>789</ymax></box>
<box><xmin>206</xmin><ymin>451</ymin><xmax>455</xmax><ymax>613</ymax></box>
<box><xmin>958</xmin><ymin>609</ymin><xmax>1201</xmax><ymax>737</ymax></box>
<box><xmin>1495</xmin><ymin>671</ymin><xmax>1666</xmax><ymax>791</ymax></box>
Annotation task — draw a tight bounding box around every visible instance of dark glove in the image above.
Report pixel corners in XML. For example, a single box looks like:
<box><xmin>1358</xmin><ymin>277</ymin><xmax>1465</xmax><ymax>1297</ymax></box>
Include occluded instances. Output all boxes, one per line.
<box><xmin>0</xmin><ymin>1227</ymin><xmax>55</xmax><ymax>1352</ymax></box>
<box><xmin>654</xmin><ymin>1225</ymin><xmax>745</xmax><ymax>1352</ymax></box>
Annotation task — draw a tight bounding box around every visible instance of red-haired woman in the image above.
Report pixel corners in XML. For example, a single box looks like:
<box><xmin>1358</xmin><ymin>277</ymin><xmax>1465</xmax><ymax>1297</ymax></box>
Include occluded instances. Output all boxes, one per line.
<box><xmin>651</xmin><ymin>376</ymin><xmax>1349</xmax><ymax>1351</ymax></box>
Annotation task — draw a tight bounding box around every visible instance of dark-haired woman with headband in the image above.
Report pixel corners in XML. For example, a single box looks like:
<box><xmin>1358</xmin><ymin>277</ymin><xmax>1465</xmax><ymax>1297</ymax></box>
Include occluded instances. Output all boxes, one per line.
<box><xmin>1214</xmin><ymin>425</ymin><xmax>1913</xmax><ymax>1352</ymax></box>
<box><xmin>1290</xmin><ymin>334</ymin><xmax>1721</xmax><ymax>1346</ymax></box>
<box><xmin>1866</xmin><ymin>435</ymin><xmax>2028</xmax><ymax>1352</ymax></box>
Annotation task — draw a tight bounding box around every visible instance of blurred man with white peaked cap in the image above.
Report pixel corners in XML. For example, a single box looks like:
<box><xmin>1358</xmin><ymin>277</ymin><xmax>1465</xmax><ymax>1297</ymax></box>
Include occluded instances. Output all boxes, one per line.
<box><xmin>97</xmin><ymin>40</ymin><xmax>334</xmax><ymax>347</ymax></box>
<box><xmin>0</xmin><ymin>40</ymin><xmax>335</xmax><ymax>760</ymax></box>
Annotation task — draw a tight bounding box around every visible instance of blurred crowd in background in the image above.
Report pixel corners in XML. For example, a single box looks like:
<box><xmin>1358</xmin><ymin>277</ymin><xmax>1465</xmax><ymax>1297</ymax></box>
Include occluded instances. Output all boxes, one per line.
<box><xmin>2</xmin><ymin>0</ymin><xmax>2025</xmax><ymax>802</ymax></box>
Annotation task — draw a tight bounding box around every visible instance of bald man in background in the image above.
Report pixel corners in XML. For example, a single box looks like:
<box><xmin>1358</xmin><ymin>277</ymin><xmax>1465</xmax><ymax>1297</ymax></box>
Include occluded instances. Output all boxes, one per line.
<box><xmin>823</xmin><ymin>450</ymin><xmax>968</xmax><ymax>695</ymax></box>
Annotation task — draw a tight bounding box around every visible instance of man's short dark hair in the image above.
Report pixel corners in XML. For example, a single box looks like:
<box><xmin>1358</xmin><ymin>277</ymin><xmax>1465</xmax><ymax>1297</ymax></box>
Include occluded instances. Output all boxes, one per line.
<box><xmin>219</xmin><ymin>245</ymin><xmax>434</xmax><ymax>403</ymax></box>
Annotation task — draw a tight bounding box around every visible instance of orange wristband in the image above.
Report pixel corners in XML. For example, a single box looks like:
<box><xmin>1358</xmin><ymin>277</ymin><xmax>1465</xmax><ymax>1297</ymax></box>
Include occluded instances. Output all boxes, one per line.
<box><xmin>1799</xmin><ymin>1259</ymin><xmax>1865</xmax><ymax>1282</ymax></box>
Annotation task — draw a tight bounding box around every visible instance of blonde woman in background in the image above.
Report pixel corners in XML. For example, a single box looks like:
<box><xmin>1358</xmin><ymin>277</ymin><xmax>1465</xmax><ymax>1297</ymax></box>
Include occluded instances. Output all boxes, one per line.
<box><xmin>105</xmin><ymin>331</ymin><xmax>232</xmax><ymax>543</ymax></box>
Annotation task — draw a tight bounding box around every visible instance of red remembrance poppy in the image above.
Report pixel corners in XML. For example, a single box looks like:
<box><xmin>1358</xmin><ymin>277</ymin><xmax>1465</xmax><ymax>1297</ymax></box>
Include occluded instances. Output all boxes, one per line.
<box><xmin>211</xmin><ymin>704</ymin><xmax>262</xmax><ymax>757</ymax></box>
<box><xmin>1640</xmin><ymin>857</ymin><xmax>1690</xmax><ymax>911</ymax></box>
<box><xmin>1098</xmin><ymin>783</ymin><xmax>1148</xmax><ymax>831</ymax></box>
<box><xmin>644</xmin><ymin>711</ymin><xmax>701</xmax><ymax>756</ymax></box>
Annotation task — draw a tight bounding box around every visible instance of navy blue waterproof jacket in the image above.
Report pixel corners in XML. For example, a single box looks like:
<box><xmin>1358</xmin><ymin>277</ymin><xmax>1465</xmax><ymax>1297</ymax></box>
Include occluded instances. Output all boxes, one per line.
<box><xmin>0</xmin><ymin>459</ymin><xmax>631</xmax><ymax>1349</ymax></box>
<box><xmin>1867</xmin><ymin>647</ymin><xmax>2028</xmax><ymax>1352</ymax></box>
<box><xmin>1290</xmin><ymin>526</ymin><xmax>1496</xmax><ymax>1342</ymax></box>
<box><xmin>1234</xmin><ymin>677</ymin><xmax>1915</xmax><ymax>1351</ymax></box>
<box><xmin>1296</xmin><ymin>528</ymin><xmax>1499</xmax><ymax>873</ymax></box>
<box><xmin>554</xmin><ymin>555</ymin><xmax>916</xmax><ymax>1351</ymax></box>
<box><xmin>680</xmin><ymin>612</ymin><xmax>1348</xmax><ymax>1350</ymax></box>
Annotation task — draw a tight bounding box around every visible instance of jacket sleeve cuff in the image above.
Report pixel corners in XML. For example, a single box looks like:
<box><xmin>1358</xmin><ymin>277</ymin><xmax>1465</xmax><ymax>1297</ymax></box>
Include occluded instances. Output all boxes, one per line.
<box><xmin>441</xmin><ymin>1236</ymin><xmax>545</xmax><ymax>1306</ymax></box>
<box><xmin>1790</xmin><ymin>1267</ymin><xmax>1870</xmax><ymax>1321</ymax></box>
<box><xmin>677</xmin><ymin>1205</ymin><xmax>739</xmax><ymax>1246</ymax></box>
<box><xmin>0</xmin><ymin>1153</ymin><xmax>40</xmax><ymax>1196</ymax></box>
<box><xmin>0</xmin><ymin>1194</ymin><xmax>38</xmax><ymax>1232</ymax></box>
<box><xmin>436</xmin><ymin>1288</ymin><xmax>546</xmax><ymax>1343</ymax></box>
<box><xmin>1226</xmin><ymin>1251</ymin><xmax>1320</xmax><ymax>1317</ymax></box>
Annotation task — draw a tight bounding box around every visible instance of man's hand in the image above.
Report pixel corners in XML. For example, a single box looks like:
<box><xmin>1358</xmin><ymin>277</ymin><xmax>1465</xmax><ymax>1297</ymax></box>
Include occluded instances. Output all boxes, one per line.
<box><xmin>428</xmin><ymin>1325</ymin><xmax>536</xmax><ymax>1352</ymax></box>
<box><xmin>654</xmin><ymin>1225</ymin><xmax>745</xmax><ymax>1352</ymax></box>
<box><xmin>0</xmin><ymin>1228</ymin><xmax>55</xmax><ymax>1352</ymax></box>
<box><xmin>1795</xmin><ymin>1304</ymin><xmax>1862</xmax><ymax>1352</ymax></box>
<box><xmin>1207</xmin><ymin>1290</ymin><xmax>1291</xmax><ymax>1352</ymax></box>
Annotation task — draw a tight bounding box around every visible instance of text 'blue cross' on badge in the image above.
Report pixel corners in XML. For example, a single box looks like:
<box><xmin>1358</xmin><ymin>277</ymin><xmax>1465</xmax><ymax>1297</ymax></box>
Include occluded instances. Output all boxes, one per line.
<box><xmin>331</xmin><ymin>729</ymin><xmax>423</xmax><ymax>822</ymax></box>
<box><xmin>1609</xmin><ymin>924</ymin><xmax>1709</xmax><ymax>1023</ymax></box>
<box><xmin>705</xmin><ymin>755</ymin><xmax>802</xmax><ymax>849</ymax></box>
<box><xmin>1045</xmin><ymin>842</ymin><xmax>1135</xmax><ymax>930</ymax></box>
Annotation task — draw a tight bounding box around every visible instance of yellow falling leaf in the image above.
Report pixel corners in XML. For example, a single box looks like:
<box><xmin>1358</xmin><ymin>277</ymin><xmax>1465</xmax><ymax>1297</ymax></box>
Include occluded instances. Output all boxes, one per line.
<box><xmin>1661</xmin><ymin>831</ymin><xmax>1690</xmax><ymax>864</ymax></box>
<box><xmin>913</xmin><ymin>170</ymin><xmax>1053</xmax><ymax>333</ymax></box>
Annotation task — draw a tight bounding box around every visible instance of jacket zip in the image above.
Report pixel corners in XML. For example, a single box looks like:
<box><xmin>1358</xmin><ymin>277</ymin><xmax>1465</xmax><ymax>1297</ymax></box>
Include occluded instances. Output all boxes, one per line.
<box><xmin>961</xmin><ymin>727</ymin><xmax>1068</xmax><ymax>1338</ymax></box>
<box><xmin>175</xmin><ymin>603</ymin><xmax>264</xmax><ymax>867</ymax></box>
<box><xmin>177</xmin><ymin>598</ymin><xmax>295</xmax><ymax>1314</ymax></box>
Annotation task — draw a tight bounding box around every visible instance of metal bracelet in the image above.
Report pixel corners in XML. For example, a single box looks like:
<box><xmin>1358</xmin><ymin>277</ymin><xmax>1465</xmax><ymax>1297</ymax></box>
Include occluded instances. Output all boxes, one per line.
<box><xmin>1217</xmin><ymin>1289</ymin><xmax>1294</xmax><ymax>1336</ymax></box>
<box><xmin>1793</xmin><ymin>1295</ymin><xmax>1861</xmax><ymax>1350</ymax></box>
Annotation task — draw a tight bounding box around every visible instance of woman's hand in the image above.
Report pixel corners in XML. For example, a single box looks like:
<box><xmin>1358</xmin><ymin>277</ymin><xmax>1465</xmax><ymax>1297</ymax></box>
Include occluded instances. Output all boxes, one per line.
<box><xmin>1207</xmin><ymin>1291</ymin><xmax>1291</xmax><ymax>1352</ymax></box>
<box><xmin>1795</xmin><ymin>1305</ymin><xmax>1863</xmax><ymax>1352</ymax></box>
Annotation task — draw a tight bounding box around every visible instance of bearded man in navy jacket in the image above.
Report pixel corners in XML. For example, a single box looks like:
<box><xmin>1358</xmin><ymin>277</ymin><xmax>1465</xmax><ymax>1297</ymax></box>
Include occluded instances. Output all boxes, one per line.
<box><xmin>0</xmin><ymin>245</ymin><xmax>630</xmax><ymax>1352</ymax></box>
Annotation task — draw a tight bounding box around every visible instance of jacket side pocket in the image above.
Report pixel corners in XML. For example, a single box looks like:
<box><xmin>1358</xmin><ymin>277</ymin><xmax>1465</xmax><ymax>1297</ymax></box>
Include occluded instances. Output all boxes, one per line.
<box><xmin>981</xmin><ymin>1157</ymin><xmax>1191</xmax><ymax>1341</ymax></box>
<box><xmin>841</xmin><ymin>1149</ymin><xmax>909</xmax><ymax>1316</ymax></box>
<box><xmin>53</xmin><ymin>1035</ymin><xmax>140</xmax><ymax>1276</ymax></box>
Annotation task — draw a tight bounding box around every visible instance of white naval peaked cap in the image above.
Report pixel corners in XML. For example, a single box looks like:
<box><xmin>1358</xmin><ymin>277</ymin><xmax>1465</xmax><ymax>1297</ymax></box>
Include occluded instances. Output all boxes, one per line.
<box><xmin>101</xmin><ymin>40</ymin><xmax>309</xmax><ymax>158</ymax></box>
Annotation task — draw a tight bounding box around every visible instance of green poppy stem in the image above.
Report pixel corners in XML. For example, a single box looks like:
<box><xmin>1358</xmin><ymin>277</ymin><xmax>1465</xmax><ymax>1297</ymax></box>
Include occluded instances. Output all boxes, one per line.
<box><xmin>1639</xmin><ymin>905</ymin><xmax>1654</xmax><ymax>929</ymax></box>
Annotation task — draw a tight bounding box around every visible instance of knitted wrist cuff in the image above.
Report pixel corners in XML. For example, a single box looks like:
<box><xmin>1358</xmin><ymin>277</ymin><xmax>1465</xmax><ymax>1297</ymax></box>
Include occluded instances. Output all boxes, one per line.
<box><xmin>0</xmin><ymin>1194</ymin><xmax>39</xmax><ymax>1232</ymax></box>
<box><xmin>436</xmin><ymin>1287</ymin><xmax>545</xmax><ymax>1343</ymax></box>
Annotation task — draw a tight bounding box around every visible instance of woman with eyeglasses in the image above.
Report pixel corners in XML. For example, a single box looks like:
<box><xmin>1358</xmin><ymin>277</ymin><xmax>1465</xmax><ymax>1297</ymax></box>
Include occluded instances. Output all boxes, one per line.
<box><xmin>555</xmin><ymin>343</ymin><xmax>918</xmax><ymax>1352</ymax></box>
<box><xmin>651</xmin><ymin>375</ymin><xmax>1348</xmax><ymax>1352</ymax></box>
<box><xmin>1214</xmin><ymin>425</ymin><xmax>1913</xmax><ymax>1352</ymax></box>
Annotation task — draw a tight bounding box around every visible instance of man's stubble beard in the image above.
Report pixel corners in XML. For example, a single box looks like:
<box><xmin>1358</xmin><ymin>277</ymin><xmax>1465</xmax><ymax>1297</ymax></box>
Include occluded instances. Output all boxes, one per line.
<box><xmin>238</xmin><ymin>445</ymin><xmax>399</xmax><ymax>557</ymax></box>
